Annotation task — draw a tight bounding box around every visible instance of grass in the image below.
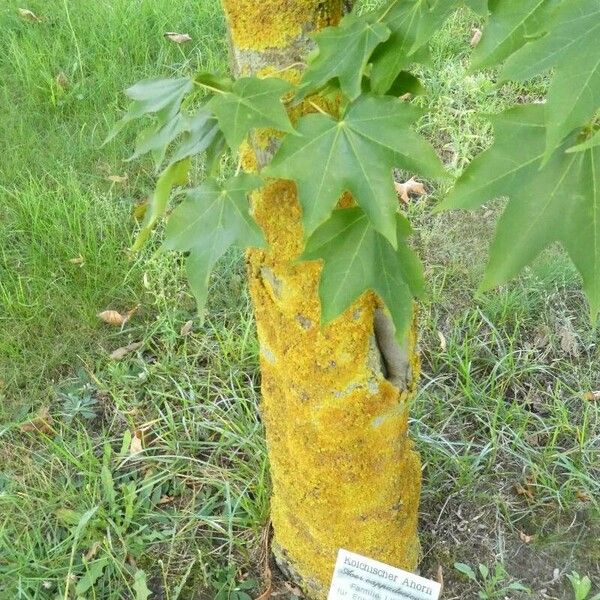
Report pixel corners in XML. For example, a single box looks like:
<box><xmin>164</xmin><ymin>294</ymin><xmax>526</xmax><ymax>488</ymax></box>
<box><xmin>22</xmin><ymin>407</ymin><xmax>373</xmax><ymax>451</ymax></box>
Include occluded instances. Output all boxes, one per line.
<box><xmin>0</xmin><ymin>2</ymin><xmax>599</xmax><ymax>599</ymax></box>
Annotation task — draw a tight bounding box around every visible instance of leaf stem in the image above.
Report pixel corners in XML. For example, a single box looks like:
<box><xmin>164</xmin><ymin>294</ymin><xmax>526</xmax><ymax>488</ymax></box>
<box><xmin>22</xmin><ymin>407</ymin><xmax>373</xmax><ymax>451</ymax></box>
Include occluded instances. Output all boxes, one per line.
<box><xmin>308</xmin><ymin>101</ymin><xmax>330</xmax><ymax>116</ymax></box>
<box><xmin>194</xmin><ymin>81</ymin><xmax>225</xmax><ymax>95</ymax></box>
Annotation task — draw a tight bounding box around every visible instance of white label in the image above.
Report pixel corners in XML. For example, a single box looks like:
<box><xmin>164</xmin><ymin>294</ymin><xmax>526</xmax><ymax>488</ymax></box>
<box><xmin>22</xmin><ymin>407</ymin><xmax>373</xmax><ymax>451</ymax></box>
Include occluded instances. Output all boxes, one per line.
<box><xmin>327</xmin><ymin>549</ymin><xmax>442</xmax><ymax>600</ymax></box>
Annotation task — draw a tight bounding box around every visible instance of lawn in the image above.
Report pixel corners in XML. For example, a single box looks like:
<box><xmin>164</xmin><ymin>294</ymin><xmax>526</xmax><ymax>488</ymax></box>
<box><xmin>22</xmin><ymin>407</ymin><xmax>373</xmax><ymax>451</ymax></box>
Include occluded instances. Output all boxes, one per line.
<box><xmin>0</xmin><ymin>1</ymin><xmax>598</xmax><ymax>599</ymax></box>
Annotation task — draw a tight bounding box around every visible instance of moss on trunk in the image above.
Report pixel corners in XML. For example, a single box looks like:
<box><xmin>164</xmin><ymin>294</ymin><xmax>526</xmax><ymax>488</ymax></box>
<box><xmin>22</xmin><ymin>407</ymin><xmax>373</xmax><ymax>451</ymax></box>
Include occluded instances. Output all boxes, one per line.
<box><xmin>220</xmin><ymin>1</ymin><xmax>423</xmax><ymax>597</ymax></box>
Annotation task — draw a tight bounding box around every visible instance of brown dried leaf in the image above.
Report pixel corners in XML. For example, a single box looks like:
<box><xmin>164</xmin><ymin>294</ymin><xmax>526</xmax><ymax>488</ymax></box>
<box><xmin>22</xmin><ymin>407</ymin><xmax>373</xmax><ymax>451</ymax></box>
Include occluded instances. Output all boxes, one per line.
<box><xmin>18</xmin><ymin>8</ymin><xmax>41</xmax><ymax>22</ymax></box>
<box><xmin>98</xmin><ymin>305</ymin><xmax>139</xmax><ymax>327</ymax></box>
<box><xmin>524</xmin><ymin>432</ymin><xmax>542</xmax><ymax>446</ymax></box>
<box><xmin>437</xmin><ymin>331</ymin><xmax>447</xmax><ymax>352</ymax></box>
<box><xmin>164</xmin><ymin>32</ymin><xmax>192</xmax><ymax>43</ymax></box>
<box><xmin>129</xmin><ymin>430</ymin><xmax>144</xmax><ymax>454</ymax></box>
<box><xmin>583</xmin><ymin>390</ymin><xmax>600</xmax><ymax>402</ymax></box>
<box><xmin>84</xmin><ymin>542</ymin><xmax>101</xmax><ymax>561</ymax></box>
<box><xmin>515</xmin><ymin>483</ymin><xmax>535</xmax><ymax>500</ymax></box>
<box><xmin>531</xmin><ymin>325</ymin><xmax>551</xmax><ymax>349</ymax></box>
<box><xmin>435</xmin><ymin>564</ymin><xmax>444</xmax><ymax>593</ymax></box>
<box><xmin>106</xmin><ymin>174</ymin><xmax>128</xmax><ymax>184</ymax></box>
<box><xmin>20</xmin><ymin>407</ymin><xmax>56</xmax><ymax>435</ymax></box>
<box><xmin>55</xmin><ymin>71</ymin><xmax>69</xmax><ymax>90</ymax></box>
<box><xmin>98</xmin><ymin>309</ymin><xmax>127</xmax><ymax>326</ymax></box>
<box><xmin>109</xmin><ymin>341</ymin><xmax>143</xmax><ymax>360</ymax></box>
<box><xmin>558</xmin><ymin>323</ymin><xmax>580</xmax><ymax>357</ymax></box>
<box><xmin>180</xmin><ymin>320</ymin><xmax>194</xmax><ymax>337</ymax></box>
<box><xmin>470</xmin><ymin>28</ymin><xmax>482</xmax><ymax>48</ymax></box>
<box><xmin>255</xmin><ymin>565</ymin><xmax>272</xmax><ymax>600</ymax></box>
<box><xmin>394</xmin><ymin>177</ymin><xmax>426</xmax><ymax>204</ymax></box>
<box><xmin>519</xmin><ymin>531</ymin><xmax>534</xmax><ymax>544</ymax></box>
<box><xmin>283</xmin><ymin>582</ymin><xmax>302</xmax><ymax>597</ymax></box>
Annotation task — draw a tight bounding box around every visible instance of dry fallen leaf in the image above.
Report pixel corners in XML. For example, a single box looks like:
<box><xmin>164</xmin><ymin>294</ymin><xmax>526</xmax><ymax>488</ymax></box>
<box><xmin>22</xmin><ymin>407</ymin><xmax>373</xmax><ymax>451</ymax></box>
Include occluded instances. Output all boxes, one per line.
<box><xmin>583</xmin><ymin>390</ymin><xmax>600</xmax><ymax>402</ymax></box>
<box><xmin>18</xmin><ymin>8</ymin><xmax>41</xmax><ymax>22</ymax></box>
<box><xmin>55</xmin><ymin>71</ymin><xmax>69</xmax><ymax>90</ymax></box>
<box><xmin>109</xmin><ymin>341</ymin><xmax>143</xmax><ymax>360</ymax></box>
<box><xmin>20</xmin><ymin>407</ymin><xmax>56</xmax><ymax>435</ymax></box>
<box><xmin>470</xmin><ymin>28</ymin><xmax>482</xmax><ymax>48</ymax></box>
<box><xmin>531</xmin><ymin>325</ymin><xmax>551</xmax><ymax>349</ymax></box>
<box><xmin>129</xmin><ymin>430</ymin><xmax>144</xmax><ymax>454</ymax></box>
<box><xmin>283</xmin><ymin>582</ymin><xmax>303</xmax><ymax>597</ymax></box>
<box><xmin>164</xmin><ymin>32</ymin><xmax>192</xmax><ymax>43</ymax></box>
<box><xmin>98</xmin><ymin>310</ymin><xmax>127</xmax><ymax>326</ymax></box>
<box><xmin>98</xmin><ymin>305</ymin><xmax>139</xmax><ymax>327</ymax></box>
<box><xmin>435</xmin><ymin>565</ymin><xmax>444</xmax><ymax>593</ymax></box>
<box><xmin>180</xmin><ymin>320</ymin><xmax>194</xmax><ymax>337</ymax></box>
<box><xmin>395</xmin><ymin>177</ymin><xmax>426</xmax><ymax>204</ymax></box>
<box><xmin>84</xmin><ymin>542</ymin><xmax>101</xmax><ymax>561</ymax></box>
<box><xmin>558</xmin><ymin>323</ymin><xmax>580</xmax><ymax>357</ymax></box>
<box><xmin>106</xmin><ymin>174</ymin><xmax>128</xmax><ymax>184</ymax></box>
<box><xmin>519</xmin><ymin>531</ymin><xmax>534</xmax><ymax>544</ymax></box>
<box><xmin>515</xmin><ymin>483</ymin><xmax>535</xmax><ymax>501</ymax></box>
<box><xmin>255</xmin><ymin>565</ymin><xmax>272</xmax><ymax>600</ymax></box>
<box><xmin>524</xmin><ymin>432</ymin><xmax>543</xmax><ymax>447</ymax></box>
<box><xmin>437</xmin><ymin>331</ymin><xmax>447</xmax><ymax>352</ymax></box>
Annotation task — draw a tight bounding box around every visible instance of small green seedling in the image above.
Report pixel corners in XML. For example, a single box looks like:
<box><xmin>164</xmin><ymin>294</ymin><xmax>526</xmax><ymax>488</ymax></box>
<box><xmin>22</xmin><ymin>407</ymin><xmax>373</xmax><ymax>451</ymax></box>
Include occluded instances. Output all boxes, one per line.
<box><xmin>211</xmin><ymin>565</ymin><xmax>258</xmax><ymax>600</ymax></box>
<box><xmin>454</xmin><ymin>561</ymin><xmax>530</xmax><ymax>599</ymax></box>
<box><xmin>567</xmin><ymin>571</ymin><xmax>600</xmax><ymax>600</ymax></box>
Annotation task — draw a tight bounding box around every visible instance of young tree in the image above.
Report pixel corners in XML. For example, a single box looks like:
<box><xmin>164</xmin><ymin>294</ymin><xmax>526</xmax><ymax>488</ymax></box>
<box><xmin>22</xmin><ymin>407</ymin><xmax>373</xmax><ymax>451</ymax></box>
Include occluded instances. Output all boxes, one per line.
<box><xmin>110</xmin><ymin>0</ymin><xmax>600</xmax><ymax>597</ymax></box>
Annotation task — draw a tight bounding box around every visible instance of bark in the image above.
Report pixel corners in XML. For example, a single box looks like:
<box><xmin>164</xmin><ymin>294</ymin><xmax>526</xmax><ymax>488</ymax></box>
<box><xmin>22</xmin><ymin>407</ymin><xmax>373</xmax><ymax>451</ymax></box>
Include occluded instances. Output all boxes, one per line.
<box><xmin>220</xmin><ymin>1</ymin><xmax>423</xmax><ymax>598</ymax></box>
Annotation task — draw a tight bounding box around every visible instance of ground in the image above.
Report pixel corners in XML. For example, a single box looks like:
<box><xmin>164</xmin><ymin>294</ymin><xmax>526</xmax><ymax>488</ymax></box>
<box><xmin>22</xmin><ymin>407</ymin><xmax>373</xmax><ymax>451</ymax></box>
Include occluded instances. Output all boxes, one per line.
<box><xmin>0</xmin><ymin>1</ymin><xmax>598</xmax><ymax>599</ymax></box>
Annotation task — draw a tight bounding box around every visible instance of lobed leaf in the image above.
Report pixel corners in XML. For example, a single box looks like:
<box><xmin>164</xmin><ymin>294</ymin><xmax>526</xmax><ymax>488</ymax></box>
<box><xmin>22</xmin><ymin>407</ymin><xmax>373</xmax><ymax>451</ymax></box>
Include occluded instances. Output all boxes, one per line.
<box><xmin>131</xmin><ymin>159</ymin><xmax>190</xmax><ymax>251</ymax></box>
<box><xmin>298</xmin><ymin>14</ymin><xmax>390</xmax><ymax>100</ymax></box>
<box><xmin>164</xmin><ymin>174</ymin><xmax>265</xmax><ymax>315</ymax></box>
<box><xmin>105</xmin><ymin>77</ymin><xmax>193</xmax><ymax>143</ymax></box>
<box><xmin>470</xmin><ymin>0</ymin><xmax>558</xmax><ymax>70</ymax></box>
<box><xmin>266</xmin><ymin>94</ymin><xmax>445</xmax><ymax>246</ymax></box>
<box><xmin>207</xmin><ymin>77</ymin><xmax>295</xmax><ymax>150</ymax></box>
<box><xmin>302</xmin><ymin>207</ymin><xmax>424</xmax><ymax>342</ymax></box>
<box><xmin>441</xmin><ymin>105</ymin><xmax>600</xmax><ymax>320</ymax></box>
<box><xmin>501</xmin><ymin>0</ymin><xmax>600</xmax><ymax>156</ymax></box>
<box><xmin>369</xmin><ymin>0</ymin><xmax>469</xmax><ymax>94</ymax></box>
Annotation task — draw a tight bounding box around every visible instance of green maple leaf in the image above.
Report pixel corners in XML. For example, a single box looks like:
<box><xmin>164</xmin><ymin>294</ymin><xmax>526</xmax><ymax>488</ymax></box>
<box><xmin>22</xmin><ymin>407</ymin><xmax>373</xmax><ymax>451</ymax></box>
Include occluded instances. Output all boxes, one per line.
<box><xmin>298</xmin><ymin>14</ymin><xmax>390</xmax><ymax>100</ymax></box>
<box><xmin>168</xmin><ymin>108</ymin><xmax>221</xmax><ymax>166</ymax></box>
<box><xmin>470</xmin><ymin>0</ymin><xmax>556</xmax><ymax>70</ymax></box>
<box><xmin>164</xmin><ymin>174</ymin><xmax>265</xmax><ymax>314</ymax></box>
<box><xmin>105</xmin><ymin>77</ymin><xmax>193</xmax><ymax>143</ymax></box>
<box><xmin>126</xmin><ymin>108</ymin><xmax>221</xmax><ymax>170</ymax></box>
<box><xmin>132</xmin><ymin>158</ymin><xmax>190</xmax><ymax>251</ymax></box>
<box><xmin>302</xmin><ymin>207</ymin><xmax>424</xmax><ymax>342</ymax></box>
<box><xmin>369</xmin><ymin>0</ymin><xmax>464</xmax><ymax>94</ymax></box>
<box><xmin>207</xmin><ymin>77</ymin><xmax>295</xmax><ymax>150</ymax></box>
<box><xmin>568</xmin><ymin>129</ymin><xmax>600</xmax><ymax>154</ymax></box>
<box><xmin>266</xmin><ymin>94</ymin><xmax>445</xmax><ymax>246</ymax></box>
<box><xmin>502</xmin><ymin>0</ymin><xmax>600</xmax><ymax>156</ymax></box>
<box><xmin>440</xmin><ymin>105</ymin><xmax>600</xmax><ymax>319</ymax></box>
<box><xmin>127</xmin><ymin>112</ymin><xmax>187</xmax><ymax>169</ymax></box>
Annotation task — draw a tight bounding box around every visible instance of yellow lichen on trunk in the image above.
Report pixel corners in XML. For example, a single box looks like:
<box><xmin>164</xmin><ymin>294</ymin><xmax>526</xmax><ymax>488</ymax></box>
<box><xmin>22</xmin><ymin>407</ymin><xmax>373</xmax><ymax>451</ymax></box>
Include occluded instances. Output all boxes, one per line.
<box><xmin>221</xmin><ymin>0</ymin><xmax>342</xmax><ymax>51</ymax></box>
<box><xmin>247</xmin><ymin>182</ymin><xmax>422</xmax><ymax>597</ymax></box>
<box><xmin>220</xmin><ymin>1</ymin><xmax>423</xmax><ymax>597</ymax></box>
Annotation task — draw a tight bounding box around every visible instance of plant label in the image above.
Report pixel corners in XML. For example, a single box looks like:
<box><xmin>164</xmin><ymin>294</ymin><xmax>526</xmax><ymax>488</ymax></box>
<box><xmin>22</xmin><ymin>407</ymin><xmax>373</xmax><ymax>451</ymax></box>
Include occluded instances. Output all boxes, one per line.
<box><xmin>328</xmin><ymin>549</ymin><xmax>442</xmax><ymax>600</ymax></box>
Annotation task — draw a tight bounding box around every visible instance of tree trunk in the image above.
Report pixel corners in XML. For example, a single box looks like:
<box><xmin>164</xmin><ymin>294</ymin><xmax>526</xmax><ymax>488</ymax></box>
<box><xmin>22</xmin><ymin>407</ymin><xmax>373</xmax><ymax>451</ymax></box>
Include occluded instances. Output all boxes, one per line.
<box><xmin>220</xmin><ymin>2</ymin><xmax>423</xmax><ymax>598</ymax></box>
